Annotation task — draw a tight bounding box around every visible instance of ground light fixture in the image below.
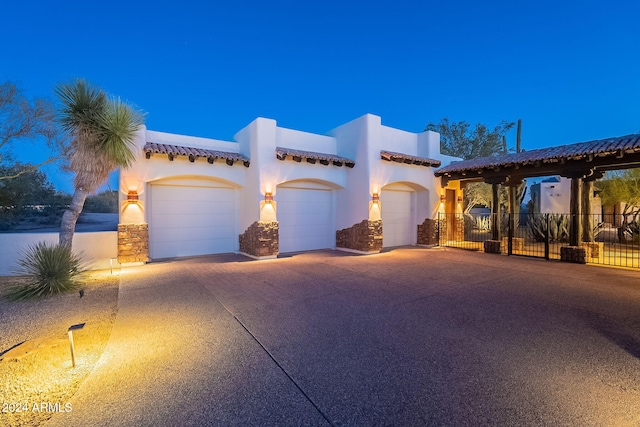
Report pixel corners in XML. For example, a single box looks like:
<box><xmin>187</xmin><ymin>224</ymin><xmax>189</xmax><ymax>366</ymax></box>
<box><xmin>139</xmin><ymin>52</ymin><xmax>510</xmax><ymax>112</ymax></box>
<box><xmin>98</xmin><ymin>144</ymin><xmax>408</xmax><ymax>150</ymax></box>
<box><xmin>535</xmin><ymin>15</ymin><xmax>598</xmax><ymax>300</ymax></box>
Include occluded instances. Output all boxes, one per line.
<box><xmin>68</xmin><ymin>323</ymin><xmax>86</xmax><ymax>368</ymax></box>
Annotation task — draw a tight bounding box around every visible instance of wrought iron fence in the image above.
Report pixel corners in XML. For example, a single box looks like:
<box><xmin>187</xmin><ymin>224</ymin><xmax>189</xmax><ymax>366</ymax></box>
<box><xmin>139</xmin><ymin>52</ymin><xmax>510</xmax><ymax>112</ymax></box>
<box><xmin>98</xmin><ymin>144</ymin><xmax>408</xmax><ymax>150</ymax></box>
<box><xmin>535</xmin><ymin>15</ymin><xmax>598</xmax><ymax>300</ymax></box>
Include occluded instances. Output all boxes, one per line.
<box><xmin>437</xmin><ymin>212</ymin><xmax>640</xmax><ymax>269</ymax></box>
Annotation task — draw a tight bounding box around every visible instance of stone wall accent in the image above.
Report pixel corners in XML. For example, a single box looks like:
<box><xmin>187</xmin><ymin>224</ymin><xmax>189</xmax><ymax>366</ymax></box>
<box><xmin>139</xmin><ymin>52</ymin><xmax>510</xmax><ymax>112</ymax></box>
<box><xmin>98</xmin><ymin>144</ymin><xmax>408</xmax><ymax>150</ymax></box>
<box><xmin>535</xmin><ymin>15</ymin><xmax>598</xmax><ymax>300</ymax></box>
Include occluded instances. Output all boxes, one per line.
<box><xmin>118</xmin><ymin>223</ymin><xmax>149</xmax><ymax>264</ymax></box>
<box><xmin>438</xmin><ymin>216</ymin><xmax>464</xmax><ymax>242</ymax></box>
<box><xmin>580</xmin><ymin>241</ymin><xmax>604</xmax><ymax>261</ymax></box>
<box><xmin>484</xmin><ymin>240</ymin><xmax>502</xmax><ymax>254</ymax></box>
<box><xmin>417</xmin><ymin>218</ymin><xmax>438</xmax><ymax>245</ymax></box>
<box><xmin>501</xmin><ymin>237</ymin><xmax>524</xmax><ymax>253</ymax></box>
<box><xmin>239</xmin><ymin>221</ymin><xmax>279</xmax><ymax>258</ymax></box>
<box><xmin>455</xmin><ymin>217</ymin><xmax>464</xmax><ymax>241</ymax></box>
<box><xmin>336</xmin><ymin>220</ymin><xmax>383</xmax><ymax>253</ymax></box>
<box><xmin>560</xmin><ymin>246</ymin><xmax>586</xmax><ymax>264</ymax></box>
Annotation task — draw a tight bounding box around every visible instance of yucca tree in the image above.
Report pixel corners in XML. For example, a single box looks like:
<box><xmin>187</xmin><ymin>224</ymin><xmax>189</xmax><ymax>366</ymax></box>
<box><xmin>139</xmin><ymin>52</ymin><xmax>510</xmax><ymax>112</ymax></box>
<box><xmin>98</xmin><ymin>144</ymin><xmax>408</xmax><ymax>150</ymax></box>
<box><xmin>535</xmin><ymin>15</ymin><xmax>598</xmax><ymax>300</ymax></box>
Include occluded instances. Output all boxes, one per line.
<box><xmin>55</xmin><ymin>79</ymin><xmax>144</xmax><ymax>247</ymax></box>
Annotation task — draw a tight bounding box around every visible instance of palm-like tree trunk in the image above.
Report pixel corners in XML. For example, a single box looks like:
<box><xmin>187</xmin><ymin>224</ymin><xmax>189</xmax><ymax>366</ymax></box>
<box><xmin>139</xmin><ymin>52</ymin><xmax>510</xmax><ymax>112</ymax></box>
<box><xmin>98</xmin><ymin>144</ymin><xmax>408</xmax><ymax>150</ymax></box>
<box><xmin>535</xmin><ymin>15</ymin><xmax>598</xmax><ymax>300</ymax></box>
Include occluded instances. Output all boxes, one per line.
<box><xmin>59</xmin><ymin>188</ymin><xmax>88</xmax><ymax>247</ymax></box>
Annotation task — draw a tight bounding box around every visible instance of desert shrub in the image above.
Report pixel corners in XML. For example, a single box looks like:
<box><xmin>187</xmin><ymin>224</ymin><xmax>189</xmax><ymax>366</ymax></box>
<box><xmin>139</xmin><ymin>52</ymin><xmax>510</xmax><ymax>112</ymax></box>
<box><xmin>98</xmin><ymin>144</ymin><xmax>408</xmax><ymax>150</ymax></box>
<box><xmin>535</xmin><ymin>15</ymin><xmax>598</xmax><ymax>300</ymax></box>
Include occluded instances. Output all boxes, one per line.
<box><xmin>527</xmin><ymin>214</ymin><xmax>569</xmax><ymax>243</ymax></box>
<box><xmin>8</xmin><ymin>242</ymin><xmax>87</xmax><ymax>301</ymax></box>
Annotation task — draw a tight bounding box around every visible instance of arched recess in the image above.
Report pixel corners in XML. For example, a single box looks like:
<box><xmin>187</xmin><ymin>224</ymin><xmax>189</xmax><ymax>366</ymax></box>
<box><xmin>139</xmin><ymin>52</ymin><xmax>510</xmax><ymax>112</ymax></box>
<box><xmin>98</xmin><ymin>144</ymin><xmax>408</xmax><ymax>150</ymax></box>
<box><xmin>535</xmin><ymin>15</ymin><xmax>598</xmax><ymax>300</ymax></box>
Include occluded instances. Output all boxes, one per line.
<box><xmin>276</xmin><ymin>179</ymin><xmax>341</xmax><ymax>253</ymax></box>
<box><xmin>147</xmin><ymin>175</ymin><xmax>241</xmax><ymax>259</ymax></box>
<box><xmin>380</xmin><ymin>181</ymin><xmax>429</xmax><ymax>247</ymax></box>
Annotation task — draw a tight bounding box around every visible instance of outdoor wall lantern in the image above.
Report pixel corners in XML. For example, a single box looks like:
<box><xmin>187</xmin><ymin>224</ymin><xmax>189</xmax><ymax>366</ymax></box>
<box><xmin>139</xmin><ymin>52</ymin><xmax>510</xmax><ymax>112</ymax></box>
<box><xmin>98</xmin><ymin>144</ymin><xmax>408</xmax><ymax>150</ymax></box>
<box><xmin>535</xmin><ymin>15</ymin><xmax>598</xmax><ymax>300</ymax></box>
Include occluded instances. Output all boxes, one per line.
<box><xmin>127</xmin><ymin>191</ymin><xmax>139</xmax><ymax>204</ymax></box>
<box><xmin>457</xmin><ymin>194</ymin><xmax>463</xmax><ymax>203</ymax></box>
<box><xmin>372</xmin><ymin>193</ymin><xmax>380</xmax><ymax>203</ymax></box>
<box><xmin>440</xmin><ymin>194</ymin><xmax>446</xmax><ymax>203</ymax></box>
<box><xmin>264</xmin><ymin>192</ymin><xmax>273</xmax><ymax>203</ymax></box>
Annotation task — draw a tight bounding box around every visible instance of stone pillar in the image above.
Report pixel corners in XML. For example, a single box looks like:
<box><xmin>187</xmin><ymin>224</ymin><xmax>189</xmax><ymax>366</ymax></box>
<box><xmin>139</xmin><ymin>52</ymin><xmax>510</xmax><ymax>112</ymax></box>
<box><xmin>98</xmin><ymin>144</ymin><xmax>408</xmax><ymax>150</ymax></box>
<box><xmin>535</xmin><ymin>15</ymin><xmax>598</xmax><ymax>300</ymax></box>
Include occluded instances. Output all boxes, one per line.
<box><xmin>118</xmin><ymin>223</ymin><xmax>149</xmax><ymax>264</ymax></box>
<box><xmin>417</xmin><ymin>218</ymin><xmax>438</xmax><ymax>246</ymax></box>
<box><xmin>239</xmin><ymin>221</ymin><xmax>279</xmax><ymax>259</ymax></box>
<box><xmin>336</xmin><ymin>220</ymin><xmax>383</xmax><ymax>253</ymax></box>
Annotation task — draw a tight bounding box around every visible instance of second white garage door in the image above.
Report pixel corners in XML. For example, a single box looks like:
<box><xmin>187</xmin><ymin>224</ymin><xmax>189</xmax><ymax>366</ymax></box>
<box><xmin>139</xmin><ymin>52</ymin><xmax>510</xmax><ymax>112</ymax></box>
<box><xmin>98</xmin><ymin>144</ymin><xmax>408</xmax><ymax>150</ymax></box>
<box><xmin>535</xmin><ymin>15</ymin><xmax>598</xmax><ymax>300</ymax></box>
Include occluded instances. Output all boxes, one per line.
<box><xmin>277</xmin><ymin>186</ymin><xmax>334</xmax><ymax>253</ymax></box>
<box><xmin>381</xmin><ymin>188</ymin><xmax>414</xmax><ymax>247</ymax></box>
<box><xmin>149</xmin><ymin>183</ymin><xmax>236</xmax><ymax>259</ymax></box>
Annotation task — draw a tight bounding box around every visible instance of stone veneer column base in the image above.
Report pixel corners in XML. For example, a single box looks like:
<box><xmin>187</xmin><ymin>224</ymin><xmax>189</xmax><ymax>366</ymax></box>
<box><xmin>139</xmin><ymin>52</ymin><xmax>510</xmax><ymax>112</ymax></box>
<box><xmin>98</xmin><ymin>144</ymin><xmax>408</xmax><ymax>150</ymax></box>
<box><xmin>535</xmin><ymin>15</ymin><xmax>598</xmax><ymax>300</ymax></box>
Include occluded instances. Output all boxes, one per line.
<box><xmin>239</xmin><ymin>221</ymin><xmax>279</xmax><ymax>259</ymax></box>
<box><xmin>336</xmin><ymin>220</ymin><xmax>383</xmax><ymax>253</ymax></box>
<box><xmin>118</xmin><ymin>223</ymin><xmax>149</xmax><ymax>264</ymax></box>
<box><xmin>417</xmin><ymin>218</ymin><xmax>438</xmax><ymax>246</ymax></box>
<box><xmin>560</xmin><ymin>246</ymin><xmax>587</xmax><ymax>264</ymax></box>
<box><xmin>580</xmin><ymin>241</ymin><xmax>604</xmax><ymax>262</ymax></box>
<box><xmin>484</xmin><ymin>240</ymin><xmax>502</xmax><ymax>254</ymax></box>
<box><xmin>501</xmin><ymin>237</ymin><xmax>524</xmax><ymax>253</ymax></box>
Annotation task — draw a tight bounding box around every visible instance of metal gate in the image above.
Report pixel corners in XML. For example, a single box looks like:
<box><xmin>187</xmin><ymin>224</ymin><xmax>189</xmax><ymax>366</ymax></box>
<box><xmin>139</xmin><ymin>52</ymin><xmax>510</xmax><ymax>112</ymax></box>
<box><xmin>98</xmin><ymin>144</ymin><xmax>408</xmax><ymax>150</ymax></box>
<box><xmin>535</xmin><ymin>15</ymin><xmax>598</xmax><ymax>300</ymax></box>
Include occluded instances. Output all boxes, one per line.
<box><xmin>438</xmin><ymin>212</ymin><xmax>640</xmax><ymax>268</ymax></box>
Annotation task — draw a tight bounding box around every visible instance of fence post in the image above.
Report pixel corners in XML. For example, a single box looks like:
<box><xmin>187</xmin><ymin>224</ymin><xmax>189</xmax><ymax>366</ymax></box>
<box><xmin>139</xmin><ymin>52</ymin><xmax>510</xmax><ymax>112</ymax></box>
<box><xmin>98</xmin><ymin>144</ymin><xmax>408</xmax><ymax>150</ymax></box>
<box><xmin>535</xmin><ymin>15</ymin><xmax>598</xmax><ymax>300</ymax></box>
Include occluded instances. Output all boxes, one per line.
<box><xmin>544</xmin><ymin>213</ymin><xmax>550</xmax><ymax>260</ymax></box>
<box><xmin>508</xmin><ymin>213</ymin><xmax>513</xmax><ymax>256</ymax></box>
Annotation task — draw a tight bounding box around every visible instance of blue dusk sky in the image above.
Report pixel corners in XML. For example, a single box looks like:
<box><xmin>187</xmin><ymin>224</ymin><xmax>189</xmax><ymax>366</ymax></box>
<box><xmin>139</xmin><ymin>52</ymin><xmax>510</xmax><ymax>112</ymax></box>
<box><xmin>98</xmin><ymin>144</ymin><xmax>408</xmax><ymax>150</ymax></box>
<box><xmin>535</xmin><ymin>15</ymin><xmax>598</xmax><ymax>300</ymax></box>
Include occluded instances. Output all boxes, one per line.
<box><xmin>1</xmin><ymin>0</ymin><xmax>639</xmax><ymax>193</ymax></box>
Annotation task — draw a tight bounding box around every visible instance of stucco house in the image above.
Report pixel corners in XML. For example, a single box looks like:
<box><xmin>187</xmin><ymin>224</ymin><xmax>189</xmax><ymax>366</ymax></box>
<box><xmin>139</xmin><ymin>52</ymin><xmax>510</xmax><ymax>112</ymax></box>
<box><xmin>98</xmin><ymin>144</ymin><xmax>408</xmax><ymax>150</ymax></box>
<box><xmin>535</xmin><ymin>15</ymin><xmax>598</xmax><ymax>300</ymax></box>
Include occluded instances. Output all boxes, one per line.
<box><xmin>118</xmin><ymin>114</ymin><xmax>460</xmax><ymax>263</ymax></box>
<box><xmin>529</xmin><ymin>176</ymin><xmax>601</xmax><ymax>220</ymax></box>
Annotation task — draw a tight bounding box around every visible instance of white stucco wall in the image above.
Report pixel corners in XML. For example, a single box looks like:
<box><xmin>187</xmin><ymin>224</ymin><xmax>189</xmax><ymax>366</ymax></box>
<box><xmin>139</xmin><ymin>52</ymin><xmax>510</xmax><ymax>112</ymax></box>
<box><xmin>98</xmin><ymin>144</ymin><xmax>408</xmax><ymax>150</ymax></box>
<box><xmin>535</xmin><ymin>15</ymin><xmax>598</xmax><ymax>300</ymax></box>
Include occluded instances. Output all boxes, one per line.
<box><xmin>330</xmin><ymin>114</ymin><xmax>452</xmax><ymax>230</ymax></box>
<box><xmin>0</xmin><ymin>232</ymin><xmax>118</xmax><ymax>276</ymax></box>
<box><xmin>329</xmin><ymin>115</ymin><xmax>372</xmax><ymax>229</ymax></box>
<box><xmin>120</xmin><ymin>113</ymin><xmax>453</xmax><ymax>255</ymax></box>
<box><xmin>276</xmin><ymin>127</ymin><xmax>337</xmax><ymax>154</ymax></box>
<box><xmin>120</xmin><ymin>127</ymin><xmax>247</xmax><ymax>226</ymax></box>
<box><xmin>540</xmin><ymin>178</ymin><xmax>571</xmax><ymax>213</ymax></box>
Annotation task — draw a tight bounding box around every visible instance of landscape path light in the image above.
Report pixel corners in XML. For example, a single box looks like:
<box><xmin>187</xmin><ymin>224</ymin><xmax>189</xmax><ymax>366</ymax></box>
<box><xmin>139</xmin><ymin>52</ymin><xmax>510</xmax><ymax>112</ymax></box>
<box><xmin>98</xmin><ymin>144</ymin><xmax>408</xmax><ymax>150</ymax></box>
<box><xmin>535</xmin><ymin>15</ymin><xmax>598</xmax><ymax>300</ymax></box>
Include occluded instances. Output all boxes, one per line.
<box><xmin>68</xmin><ymin>323</ymin><xmax>85</xmax><ymax>368</ymax></box>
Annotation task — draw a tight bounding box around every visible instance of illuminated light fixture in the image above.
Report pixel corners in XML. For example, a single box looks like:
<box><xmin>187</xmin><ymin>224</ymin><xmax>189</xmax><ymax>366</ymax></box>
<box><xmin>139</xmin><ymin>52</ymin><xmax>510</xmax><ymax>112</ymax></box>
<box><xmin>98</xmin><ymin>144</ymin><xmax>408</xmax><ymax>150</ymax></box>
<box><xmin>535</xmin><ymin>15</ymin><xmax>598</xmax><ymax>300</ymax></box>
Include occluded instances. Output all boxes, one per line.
<box><xmin>372</xmin><ymin>193</ymin><xmax>380</xmax><ymax>203</ymax></box>
<box><xmin>127</xmin><ymin>191</ymin><xmax>139</xmax><ymax>203</ymax></box>
<box><xmin>457</xmin><ymin>194</ymin><xmax>463</xmax><ymax>203</ymax></box>
<box><xmin>440</xmin><ymin>194</ymin><xmax>446</xmax><ymax>203</ymax></box>
<box><xmin>265</xmin><ymin>192</ymin><xmax>273</xmax><ymax>203</ymax></box>
<box><xmin>68</xmin><ymin>323</ymin><xmax>85</xmax><ymax>368</ymax></box>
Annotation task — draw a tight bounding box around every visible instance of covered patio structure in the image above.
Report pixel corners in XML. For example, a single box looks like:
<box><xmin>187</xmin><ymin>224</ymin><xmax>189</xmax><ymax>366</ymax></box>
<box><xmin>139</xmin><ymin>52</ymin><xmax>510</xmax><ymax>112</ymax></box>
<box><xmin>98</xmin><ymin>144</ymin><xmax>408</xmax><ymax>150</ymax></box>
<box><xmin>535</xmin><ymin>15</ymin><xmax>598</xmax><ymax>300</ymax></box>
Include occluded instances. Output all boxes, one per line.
<box><xmin>435</xmin><ymin>133</ymin><xmax>640</xmax><ymax>264</ymax></box>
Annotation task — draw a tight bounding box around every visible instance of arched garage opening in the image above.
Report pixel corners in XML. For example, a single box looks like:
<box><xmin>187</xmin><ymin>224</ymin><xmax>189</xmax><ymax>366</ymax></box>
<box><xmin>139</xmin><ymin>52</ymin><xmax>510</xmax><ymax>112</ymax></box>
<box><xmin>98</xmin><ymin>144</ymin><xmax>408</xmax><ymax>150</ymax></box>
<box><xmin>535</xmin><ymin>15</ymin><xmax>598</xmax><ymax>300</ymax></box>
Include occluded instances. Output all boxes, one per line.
<box><xmin>380</xmin><ymin>182</ymin><xmax>428</xmax><ymax>248</ymax></box>
<box><xmin>276</xmin><ymin>179</ymin><xmax>341</xmax><ymax>253</ymax></box>
<box><xmin>147</xmin><ymin>176</ymin><xmax>240</xmax><ymax>259</ymax></box>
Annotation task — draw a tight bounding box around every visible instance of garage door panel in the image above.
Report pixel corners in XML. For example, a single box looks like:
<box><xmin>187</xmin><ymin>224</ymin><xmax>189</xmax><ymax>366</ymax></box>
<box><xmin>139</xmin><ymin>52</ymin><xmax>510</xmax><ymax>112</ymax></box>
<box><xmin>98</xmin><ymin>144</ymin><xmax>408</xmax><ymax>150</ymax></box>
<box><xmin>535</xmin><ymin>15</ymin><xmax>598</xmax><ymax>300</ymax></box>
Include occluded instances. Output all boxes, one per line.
<box><xmin>152</xmin><ymin>200</ymin><xmax>234</xmax><ymax>216</ymax></box>
<box><xmin>149</xmin><ymin>184</ymin><xmax>236</xmax><ymax>258</ymax></box>
<box><xmin>277</xmin><ymin>187</ymin><xmax>333</xmax><ymax>253</ymax></box>
<box><xmin>151</xmin><ymin>225</ymin><xmax>235</xmax><ymax>242</ymax></box>
<box><xmin>381</xmin><ymin>189</ymin><xmax>413</xmax><ymax>247</ymax></box>
<box><xmin>151</xmin><ymin>213</ymin><xmax>235</xmax><ymax>229</ymax></box>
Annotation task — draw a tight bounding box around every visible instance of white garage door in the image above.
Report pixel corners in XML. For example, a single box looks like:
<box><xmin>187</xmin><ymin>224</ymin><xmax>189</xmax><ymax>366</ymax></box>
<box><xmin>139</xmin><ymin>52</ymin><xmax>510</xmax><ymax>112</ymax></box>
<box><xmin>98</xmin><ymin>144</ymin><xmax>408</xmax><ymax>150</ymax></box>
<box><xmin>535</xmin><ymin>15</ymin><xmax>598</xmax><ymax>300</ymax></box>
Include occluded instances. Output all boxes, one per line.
<box><xmin>149</xmin><ymin>184</ymin><xmax>236</xmax><ymax>259</ymax></box>
<box><xmin>277</xmin><ymin>187</ymin><xmax>334</xmax><ymax>253</ymax></box>
<box><xmin>381</xmin><ymin>189</ymin><xmax>413</xmax><ymax>247</ymax></box>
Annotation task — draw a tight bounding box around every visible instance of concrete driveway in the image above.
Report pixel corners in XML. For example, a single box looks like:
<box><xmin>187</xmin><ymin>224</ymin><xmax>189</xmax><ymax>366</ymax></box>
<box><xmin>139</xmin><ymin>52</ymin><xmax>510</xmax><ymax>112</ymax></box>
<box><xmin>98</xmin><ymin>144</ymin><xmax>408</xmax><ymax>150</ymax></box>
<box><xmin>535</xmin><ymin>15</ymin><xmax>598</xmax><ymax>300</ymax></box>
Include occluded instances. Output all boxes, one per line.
<box><xmin>47</xmin><ymin>248</ymin><xmax>640</xmax><ymax>426</ymax></box>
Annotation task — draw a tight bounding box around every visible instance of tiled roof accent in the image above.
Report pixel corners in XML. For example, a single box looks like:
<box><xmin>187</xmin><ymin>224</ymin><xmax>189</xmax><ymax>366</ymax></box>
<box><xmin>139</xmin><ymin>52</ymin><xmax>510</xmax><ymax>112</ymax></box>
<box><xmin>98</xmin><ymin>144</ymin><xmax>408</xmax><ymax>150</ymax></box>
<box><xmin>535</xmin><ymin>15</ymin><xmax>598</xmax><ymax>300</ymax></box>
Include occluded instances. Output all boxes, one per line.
<box><xmin>435</xmin><ymin>134</ymin><xmax>640</xmax><ymax>176</ymax></box>
<box><xmin>144</xmin><ymin>142</ymin><xmax>250</xmax><ymax>167</ymax></box>
<box><xmin>380</xmin><ymin>150</ymin><xmax>441</xmax><ymax>168</ymax></box>
<box><xmin>275</xmin><ymin>147</ymin><xmax>355</xmax><ymax>168</ymax></box>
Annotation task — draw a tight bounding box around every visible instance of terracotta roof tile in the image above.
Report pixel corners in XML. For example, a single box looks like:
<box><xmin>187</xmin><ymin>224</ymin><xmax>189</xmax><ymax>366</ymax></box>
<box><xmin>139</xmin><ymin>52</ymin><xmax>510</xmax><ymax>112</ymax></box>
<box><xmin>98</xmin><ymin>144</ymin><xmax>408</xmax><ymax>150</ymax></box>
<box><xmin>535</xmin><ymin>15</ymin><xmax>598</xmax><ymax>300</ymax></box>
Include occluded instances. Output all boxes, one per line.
<box><xmin>380</xmin><ymin>150</ymin><xmax>441</xmax><ymax>167</ymax></box>
<box><xmin>435</xmin><ymin>134</ymin><xmax>640</xmax><ymax>176</ymax></box>
<box><xmin>275</xmin><ymin>147</ymin><xmax>355</xmax><ymax>168</ymax></box>
<box><xmin>144</xmin><ymin>142</ymin><xmax>250</xmax><ymax>167</ymax></box>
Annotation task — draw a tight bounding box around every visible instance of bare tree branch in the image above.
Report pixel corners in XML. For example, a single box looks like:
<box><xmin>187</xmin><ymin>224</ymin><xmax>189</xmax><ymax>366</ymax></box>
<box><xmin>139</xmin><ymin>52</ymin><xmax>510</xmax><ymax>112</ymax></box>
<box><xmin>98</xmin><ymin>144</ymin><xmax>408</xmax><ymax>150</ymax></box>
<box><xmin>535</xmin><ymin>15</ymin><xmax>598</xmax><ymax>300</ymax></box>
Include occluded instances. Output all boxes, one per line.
<box><xmin>0</xmin><ymin>82</ymin><xmax>63</xmax><ymax>179</ymax></box>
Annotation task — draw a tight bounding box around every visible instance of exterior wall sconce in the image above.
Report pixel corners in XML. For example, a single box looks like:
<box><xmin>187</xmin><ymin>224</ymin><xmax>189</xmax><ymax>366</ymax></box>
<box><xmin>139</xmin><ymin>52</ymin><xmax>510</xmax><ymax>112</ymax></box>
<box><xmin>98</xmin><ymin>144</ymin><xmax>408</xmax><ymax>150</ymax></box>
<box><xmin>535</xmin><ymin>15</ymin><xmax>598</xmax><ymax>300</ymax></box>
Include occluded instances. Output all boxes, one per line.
<box><xmin>457</xmin><ymin>194</ymin><xmax>463</xmax><ymax>203</ymax></box>
<box><xmin>127</xmin><ymin>191</ymin><xmax>139</xmax><ymax>204</ymax></box>
<box><xmin>440</xmin><ymin>194</ymin><xmax>446</xmax><ymax>203</ymax></box>
<box><xmin>265</xmin><ymin>192</ymin><xmax>273</xmax><ymax>203</ymax></box>
<box><xmin>372</xmin><ymin>193</ymin><xmax>380</xmax><ymax>203</ymax></box>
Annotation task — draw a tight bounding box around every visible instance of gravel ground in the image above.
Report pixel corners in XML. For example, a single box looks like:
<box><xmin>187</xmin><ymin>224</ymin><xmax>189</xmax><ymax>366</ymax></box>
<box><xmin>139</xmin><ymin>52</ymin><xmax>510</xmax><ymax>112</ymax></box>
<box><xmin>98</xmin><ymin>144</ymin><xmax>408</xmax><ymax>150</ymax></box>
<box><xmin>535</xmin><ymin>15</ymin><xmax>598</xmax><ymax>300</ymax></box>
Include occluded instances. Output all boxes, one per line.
<box><xmin>0</xmin><ymin>271</ymin><xmax>119</xmax><ymax>427</ymax></box>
